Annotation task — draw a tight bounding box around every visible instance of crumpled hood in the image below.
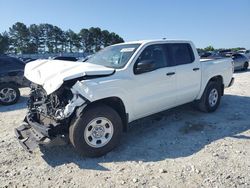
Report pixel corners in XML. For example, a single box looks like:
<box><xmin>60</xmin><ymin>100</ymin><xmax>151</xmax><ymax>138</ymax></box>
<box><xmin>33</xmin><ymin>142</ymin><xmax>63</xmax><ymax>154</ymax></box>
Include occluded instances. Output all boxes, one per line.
<box><xmin>24</xmin><ymin>59</ymin><xmax>115</xmax><ymax>94</ymax></box>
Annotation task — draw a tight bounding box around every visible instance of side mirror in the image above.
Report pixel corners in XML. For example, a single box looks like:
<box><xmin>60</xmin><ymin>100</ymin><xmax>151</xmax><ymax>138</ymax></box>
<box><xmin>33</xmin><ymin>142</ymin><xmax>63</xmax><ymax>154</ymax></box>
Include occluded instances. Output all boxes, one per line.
<box><xmin>134</xmin><ymin>59</ymin><xmax>156</xmax><ymax>74</ymax></box>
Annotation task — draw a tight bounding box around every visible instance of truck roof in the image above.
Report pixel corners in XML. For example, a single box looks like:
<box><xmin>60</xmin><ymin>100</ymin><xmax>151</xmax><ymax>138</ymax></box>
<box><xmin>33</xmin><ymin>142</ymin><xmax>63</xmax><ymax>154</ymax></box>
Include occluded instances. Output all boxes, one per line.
<box><xmin>117</xmin><ymin>39</ymin><xmax>192</xmax><ymax>45</ymax></box>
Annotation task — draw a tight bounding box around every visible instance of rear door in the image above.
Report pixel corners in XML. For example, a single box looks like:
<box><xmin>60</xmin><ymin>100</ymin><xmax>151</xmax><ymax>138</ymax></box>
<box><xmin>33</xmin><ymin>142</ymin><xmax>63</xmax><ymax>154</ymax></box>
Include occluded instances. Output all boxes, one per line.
<box><xmin>167</xmin><ymin>43</ymin><xmax>201</xmax><ymax>105</ymax></box>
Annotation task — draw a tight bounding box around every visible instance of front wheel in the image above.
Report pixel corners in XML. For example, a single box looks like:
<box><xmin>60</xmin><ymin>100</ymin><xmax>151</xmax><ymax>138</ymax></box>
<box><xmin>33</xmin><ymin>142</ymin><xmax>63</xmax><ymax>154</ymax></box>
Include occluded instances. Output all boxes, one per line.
<box><xmin>197</xmin><ymin>81</ymin><xmax>222</xmax><ymax>112</ymax></box>
<box><xmin>69</xmin><ymin>104</ymin><xmax>123</xmax><ymax>157</ymax></box>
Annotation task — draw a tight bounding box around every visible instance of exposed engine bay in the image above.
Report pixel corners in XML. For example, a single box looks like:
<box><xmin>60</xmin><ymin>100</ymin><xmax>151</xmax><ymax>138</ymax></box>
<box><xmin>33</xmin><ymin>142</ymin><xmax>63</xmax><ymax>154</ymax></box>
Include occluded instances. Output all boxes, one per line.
<box><xmin>28</xmin><ymin>82</ymin><xmax>86</xmax><ymax>122</ymax></box>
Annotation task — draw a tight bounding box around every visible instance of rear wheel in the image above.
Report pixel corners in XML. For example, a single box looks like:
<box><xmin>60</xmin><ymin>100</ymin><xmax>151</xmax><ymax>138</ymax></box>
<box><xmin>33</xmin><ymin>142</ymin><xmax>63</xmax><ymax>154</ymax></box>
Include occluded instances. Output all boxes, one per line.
<box><xmin>243</xmin><ymin>62</ymin><xmax>249</xmax><ymax>71</ymax></box>
<box><xmin>197</xmin><ymin>81</ymin><xmax>222</xmax><ymax>112</ymax></box>
<box><xmin>69</xmin><ymin>104</ymin><xmax>123</xmax><ymax>157</ymax></box>
<box><xmin>0</xmin><ymin>83</ymin><xmax>20</xmax><ymax>105</ymax></box>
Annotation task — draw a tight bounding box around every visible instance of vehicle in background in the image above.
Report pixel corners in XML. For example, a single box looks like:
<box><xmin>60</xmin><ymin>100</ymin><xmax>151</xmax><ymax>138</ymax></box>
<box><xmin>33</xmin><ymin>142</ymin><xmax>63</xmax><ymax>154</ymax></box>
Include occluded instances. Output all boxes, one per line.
<box><xmin>15</xmin><ymin>39</ymin><xmax>234</xmax><ymax>157</ymax></box>
<box><xmin>17</xmin><ymin>57</ymin><xmax>37</xmax><ymax>64</ymax></box>
<box><xmin>0</xmin><ymin>56</ymin><xmax>30</xmax><ymax>105</ymax></box>
<box><xmin>219</xmin><ymin>49</ymin><xmax>233</xmax><ymax>57</ymax></box>
<box><xmin>200</xmin><ymin>51</ymin><xmax>224</xmax><ymax>59</ymax></box>
<box><xmin>237</xmin><ymin>50</ymin><xmax>250</xmax><ymax>59</ymax></box>
<box><xmin>232</xmin><ymin>53</ymin><xmax>249</xmax><ymax>71</ymax></box>
<box><xmin>237</xmin><ymin>49</ymin><xmax>249</xmax><ymax>54</ymax></box>
<box><xmin>200</xmin><ymin>51</ymin><xmax>213</xmax><ymax>58</ymax></box>
<box><xmin>24</xmin><ymin>58</ymin><xmax>37</xmax><ymax>63</ymax></box>
<box><xmin>78</xmin><ymin>55</ymin><xmax>93</xmax><ymax>62</ymax></box>
<box><xmin>19</xmin><ymin>57</ymin><xmax>31</xmax><ymax>62</ymax></box>
<box><xmin>53</xmin><ymin>56</ymin><xmax>78</xmax><ymax>62</ymax></box>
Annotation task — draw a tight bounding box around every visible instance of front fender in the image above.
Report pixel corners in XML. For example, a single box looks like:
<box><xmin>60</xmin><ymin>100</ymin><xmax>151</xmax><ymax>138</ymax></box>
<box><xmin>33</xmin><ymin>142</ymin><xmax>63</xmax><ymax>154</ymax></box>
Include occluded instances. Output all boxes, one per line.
<box><xmin>72</xmin><ymin>80</ymin><xmax>134</xmax><ymax>121</ymax></box>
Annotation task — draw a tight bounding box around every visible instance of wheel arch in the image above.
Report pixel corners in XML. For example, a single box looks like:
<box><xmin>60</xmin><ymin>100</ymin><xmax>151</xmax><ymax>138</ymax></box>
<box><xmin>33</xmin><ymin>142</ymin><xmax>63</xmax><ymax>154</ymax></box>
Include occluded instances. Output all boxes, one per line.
<box><xmin>197</xmin><ymin>75</ymin><xmax>224</xmax><ymax>99</ymax></box>
<box><xmin>210</xmin><ymin>75</ymin><xmax>224</xmax><ymax>96</ymax></box>
<box><xmin>76</xmin><ymin>96</ymin><xmax>128</xmax><ymax>132</ymax></box>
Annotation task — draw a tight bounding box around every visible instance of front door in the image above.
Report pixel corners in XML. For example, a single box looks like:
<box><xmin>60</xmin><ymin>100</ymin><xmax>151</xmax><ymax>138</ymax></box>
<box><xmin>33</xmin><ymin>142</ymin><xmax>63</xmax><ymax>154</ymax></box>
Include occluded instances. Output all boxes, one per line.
<box><xmin>131</xmin><ymin>44</ymin><xmax>177</xmax><ymax>119</ymax></box>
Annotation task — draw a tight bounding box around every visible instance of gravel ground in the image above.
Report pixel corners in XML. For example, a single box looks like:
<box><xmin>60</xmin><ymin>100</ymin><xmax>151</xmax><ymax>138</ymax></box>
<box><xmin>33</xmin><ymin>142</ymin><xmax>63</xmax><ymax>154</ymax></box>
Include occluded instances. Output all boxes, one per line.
<box><xmin>0</xmin><ymin>71</ymin><xmax>250</xmax><ymax>188</ymax></box>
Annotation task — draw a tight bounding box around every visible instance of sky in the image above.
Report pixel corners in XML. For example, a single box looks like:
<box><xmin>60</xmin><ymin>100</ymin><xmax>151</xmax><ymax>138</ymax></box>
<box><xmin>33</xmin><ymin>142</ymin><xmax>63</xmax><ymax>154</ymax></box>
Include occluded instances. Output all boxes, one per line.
<box><xmin>0</xmin><ymin>0</ymin><xmax>250</xmax><ymax>49</ymax></box>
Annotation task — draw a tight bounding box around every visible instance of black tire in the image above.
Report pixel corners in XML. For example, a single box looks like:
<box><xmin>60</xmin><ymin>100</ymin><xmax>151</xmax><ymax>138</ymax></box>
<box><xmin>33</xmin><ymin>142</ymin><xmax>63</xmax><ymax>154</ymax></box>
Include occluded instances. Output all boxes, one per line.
<box><xmin>243</xmin><ymin>62</ymin><xmax>249</xmax><ymax>71</ymax></box>
<box><xmin>197</xmin><ymin>81</ymin><xmax>222</xmax><ymax>113</ymax></box>
<box><xmin>0</xmin><ymin>83</ymin><xmax>20</xmax><ymax>105</ymax></box>
<box><xmin>69</xmin><ymin>104</ymin><xmax>123</xmax><ymax>157</ymax></box>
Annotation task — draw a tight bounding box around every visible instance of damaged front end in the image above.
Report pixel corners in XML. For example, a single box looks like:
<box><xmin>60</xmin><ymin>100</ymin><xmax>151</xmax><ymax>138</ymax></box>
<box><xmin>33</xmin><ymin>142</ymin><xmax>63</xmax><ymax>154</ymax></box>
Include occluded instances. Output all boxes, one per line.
<box><xmin>15</xmin><ymin>81</ymin><xmax>88</xmax><ymax>153</ymax></box>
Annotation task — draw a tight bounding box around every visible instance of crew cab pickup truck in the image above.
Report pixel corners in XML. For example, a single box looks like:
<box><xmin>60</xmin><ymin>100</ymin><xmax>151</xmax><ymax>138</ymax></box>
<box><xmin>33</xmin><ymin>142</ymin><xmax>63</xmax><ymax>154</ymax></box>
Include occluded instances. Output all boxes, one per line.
<box><xmin>15</xmin><ymin>40</ymin><xmax>234</xmax><ymax>157</ymax></box>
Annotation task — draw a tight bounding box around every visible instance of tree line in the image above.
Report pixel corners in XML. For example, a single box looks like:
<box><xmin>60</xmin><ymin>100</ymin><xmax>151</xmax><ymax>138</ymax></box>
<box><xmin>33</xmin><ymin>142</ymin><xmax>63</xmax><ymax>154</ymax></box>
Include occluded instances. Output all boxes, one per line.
<box><xmin>0</xmin><ymin>22</ymin><xmax>124</xmax><ymax>54</ymax></box>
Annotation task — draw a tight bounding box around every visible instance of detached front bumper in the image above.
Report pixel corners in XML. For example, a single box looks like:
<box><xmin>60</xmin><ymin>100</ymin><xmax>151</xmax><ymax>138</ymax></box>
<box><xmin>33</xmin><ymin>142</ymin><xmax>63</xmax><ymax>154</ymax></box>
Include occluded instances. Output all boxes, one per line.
<box><xmin>14</xmin><ymin>114</ymin><xmax>65</xmax><ymax>153</ymax></box>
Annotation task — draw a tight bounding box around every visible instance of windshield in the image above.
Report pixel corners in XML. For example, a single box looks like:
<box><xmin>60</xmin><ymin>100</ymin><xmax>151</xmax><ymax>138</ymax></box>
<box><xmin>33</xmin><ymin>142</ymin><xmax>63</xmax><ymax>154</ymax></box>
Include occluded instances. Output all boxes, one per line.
<box><xmin>87</xmin><ymin>43</ymin><xmax>141</xmax><ymax>68</ymax></box>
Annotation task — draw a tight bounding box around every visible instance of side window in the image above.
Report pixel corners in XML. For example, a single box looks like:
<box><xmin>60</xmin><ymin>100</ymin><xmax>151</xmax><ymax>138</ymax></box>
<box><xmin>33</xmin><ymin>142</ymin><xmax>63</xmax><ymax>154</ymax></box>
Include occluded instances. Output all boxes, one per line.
<box><xmin>168</xmin><ymin>43</ymin><xmax>195</xmax><ymax>66</ymax></box>
<box><xmin>136</xmin><ymin>44</ymin><xmax>167</xmax><ymax>70</ymax></box>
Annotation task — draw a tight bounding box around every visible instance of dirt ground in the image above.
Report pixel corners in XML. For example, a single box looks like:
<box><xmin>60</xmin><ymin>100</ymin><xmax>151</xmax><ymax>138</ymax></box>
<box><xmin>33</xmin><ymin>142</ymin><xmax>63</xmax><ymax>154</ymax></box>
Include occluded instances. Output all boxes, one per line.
<box><xmin>0</xmin><ymin>71</ymin><xmax>249</xmax><ymax>188</ymax></box>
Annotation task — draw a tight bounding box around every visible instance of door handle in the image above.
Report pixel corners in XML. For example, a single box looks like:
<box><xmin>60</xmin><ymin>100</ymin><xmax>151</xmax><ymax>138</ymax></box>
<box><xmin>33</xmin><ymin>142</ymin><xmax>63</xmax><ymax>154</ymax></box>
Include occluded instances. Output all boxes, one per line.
<box><xmin>166</xmin><ymin>72</ymin><xmax>175</xmax><ymax>76</ymax></box>
<box><xmin>193</xmin><ymin>68</ymin><xmax>200</xmax><ymax>71</ymax></box>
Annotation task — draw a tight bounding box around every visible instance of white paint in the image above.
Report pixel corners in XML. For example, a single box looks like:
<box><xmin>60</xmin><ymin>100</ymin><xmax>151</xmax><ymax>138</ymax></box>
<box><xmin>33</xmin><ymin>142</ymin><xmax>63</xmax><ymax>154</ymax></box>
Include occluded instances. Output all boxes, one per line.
<box><xmin>24</xmin><ymin>60</ymin><xmax>114</xmax><ymax>95</ymax></box>
<box><xmin>24</xmin><ymin>39</ymin><xmax>234</xmax><ymax>123</ymax></box>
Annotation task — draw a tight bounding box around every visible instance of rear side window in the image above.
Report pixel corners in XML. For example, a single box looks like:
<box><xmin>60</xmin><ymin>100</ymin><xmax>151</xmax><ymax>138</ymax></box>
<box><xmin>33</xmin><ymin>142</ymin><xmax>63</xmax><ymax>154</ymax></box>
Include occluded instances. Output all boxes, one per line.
<box><xmin>167</xmin><ymin>43</ymin><xmax>195</xmax><ymax>66</ymax></box>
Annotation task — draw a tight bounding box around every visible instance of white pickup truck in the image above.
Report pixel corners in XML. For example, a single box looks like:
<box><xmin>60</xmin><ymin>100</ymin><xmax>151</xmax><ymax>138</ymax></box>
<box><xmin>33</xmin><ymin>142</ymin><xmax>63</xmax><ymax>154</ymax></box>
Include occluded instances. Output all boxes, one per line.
<box><xmin>15</xmin><ymin>39</ymin><xmax>234</xmax><ymax>157</ymax></box>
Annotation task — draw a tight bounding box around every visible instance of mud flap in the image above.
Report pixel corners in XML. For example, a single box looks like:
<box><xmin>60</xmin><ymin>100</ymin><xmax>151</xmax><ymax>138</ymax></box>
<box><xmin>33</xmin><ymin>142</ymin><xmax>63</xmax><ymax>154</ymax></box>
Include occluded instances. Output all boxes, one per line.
<box><xmin>14</xmin><ymin>122</ymin><xmax>50</xmax><ymax>153</ymax></box>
